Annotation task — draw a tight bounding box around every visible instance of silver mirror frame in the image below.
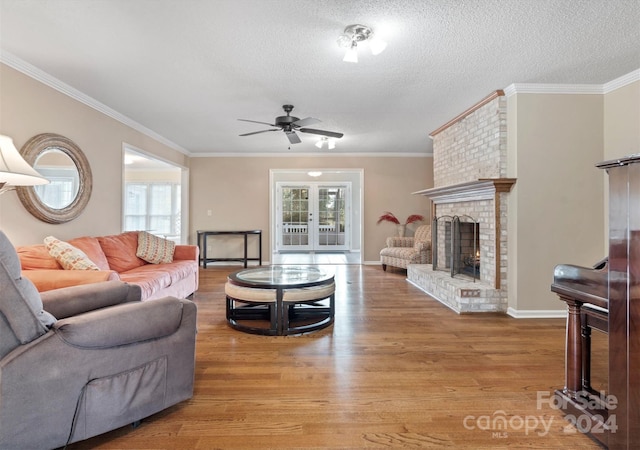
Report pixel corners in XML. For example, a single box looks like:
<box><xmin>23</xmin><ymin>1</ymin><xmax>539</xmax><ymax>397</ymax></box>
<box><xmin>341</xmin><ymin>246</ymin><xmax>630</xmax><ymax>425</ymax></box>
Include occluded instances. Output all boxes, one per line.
<box><xmin>17</xmin><ymin>133</ymin><xmax>92</xmax><ymax>224</ymax></box>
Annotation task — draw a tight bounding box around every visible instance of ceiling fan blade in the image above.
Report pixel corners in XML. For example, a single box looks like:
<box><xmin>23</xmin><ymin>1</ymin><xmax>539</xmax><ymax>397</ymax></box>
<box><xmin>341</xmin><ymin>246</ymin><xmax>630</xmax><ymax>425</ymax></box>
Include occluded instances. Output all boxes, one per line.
<box><xmin>292</xmin><ymin>117</ymin><xmax>321</xmax><ymax>127</ymax></box>
<box><xmin>238</xmin><ymin>119</ymin><xmax>277</xmax><ymax>127</ymax></box>
<box><xmin>239</xmin><ymin>129</ymin><xmax>279</xmax><ymax>136</ymax></box>
<box><xmin>298</xmin><ymin>128</ymin><xmax>344</xmax><ymax>139</ymax></box>
<box><xmin>285</xmin><ymin>131</ymin><xmax>302</xmax><ymax>144</ymax></box>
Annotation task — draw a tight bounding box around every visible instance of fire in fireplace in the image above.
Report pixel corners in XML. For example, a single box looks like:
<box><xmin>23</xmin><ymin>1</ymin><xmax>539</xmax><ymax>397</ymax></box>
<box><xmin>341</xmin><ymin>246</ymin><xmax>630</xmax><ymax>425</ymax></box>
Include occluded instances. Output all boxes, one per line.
<box><xmin>433</xmin><ymin>215</ymin><xmax>480</xmax><ymax>281</ymax></box>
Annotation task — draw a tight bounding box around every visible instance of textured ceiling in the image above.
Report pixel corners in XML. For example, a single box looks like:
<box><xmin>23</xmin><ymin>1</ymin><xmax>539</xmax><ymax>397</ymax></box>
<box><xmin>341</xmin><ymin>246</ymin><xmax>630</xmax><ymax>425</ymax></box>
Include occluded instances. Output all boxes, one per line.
<box><xmin>0</xmin><ymin>0</ymin><xmax>639</xmax><ymax>156</ymax></box>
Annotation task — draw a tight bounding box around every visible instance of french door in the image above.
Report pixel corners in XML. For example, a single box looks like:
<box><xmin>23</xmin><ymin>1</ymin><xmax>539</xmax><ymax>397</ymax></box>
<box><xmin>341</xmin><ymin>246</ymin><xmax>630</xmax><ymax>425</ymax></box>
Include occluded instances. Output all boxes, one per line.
<box><xmin>276</xmin><ymin>183</ymin><xmax>350</xmax><ymax>251</ymax></box>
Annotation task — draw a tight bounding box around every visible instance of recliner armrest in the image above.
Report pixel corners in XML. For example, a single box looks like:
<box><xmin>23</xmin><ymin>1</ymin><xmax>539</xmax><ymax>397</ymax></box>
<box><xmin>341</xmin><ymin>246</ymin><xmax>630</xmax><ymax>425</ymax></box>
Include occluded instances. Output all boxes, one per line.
<box><xmin>41</xmin><ymin>280</ymin><xmax>142</xmax><ymax>319</ymax></box>
<box><xmin>53</xmin><ymin>297</ymin><xmax>195</xmax><ymax>348</ymax></box>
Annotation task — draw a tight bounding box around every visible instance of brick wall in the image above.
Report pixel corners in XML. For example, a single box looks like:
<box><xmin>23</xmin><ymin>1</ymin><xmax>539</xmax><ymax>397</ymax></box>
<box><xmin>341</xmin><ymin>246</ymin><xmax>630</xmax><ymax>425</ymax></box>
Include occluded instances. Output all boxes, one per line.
<box><xmin>433</xmin><ymin>96</ymin><xmax>507</xmax><ymax>187</ymax></box>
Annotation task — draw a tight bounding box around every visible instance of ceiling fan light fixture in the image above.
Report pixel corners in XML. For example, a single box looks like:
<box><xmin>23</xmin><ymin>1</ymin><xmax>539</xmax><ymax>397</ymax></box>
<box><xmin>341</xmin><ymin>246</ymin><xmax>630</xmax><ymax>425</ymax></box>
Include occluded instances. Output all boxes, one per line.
<box><xmin>338</xmin><ymin>24</ymin><xmax>386</xmax><ymax>62</ymax></box>
<box><xmin>343</xmin><ymin>44</ymin><xmax>358</xmax><ymax>63</ymax></box>
<box><xmin>368</xmin><ymin>34</ymin><xmax>387</xmax><ymax>55</ymax></box>
<box><xmin>336</xmin><ymin>34</ymin><xmax>353</xmax><ymax>49</ymax></box>
<box><xmin>316</xmin><ymin>137</ymin><xmax>337</xmax><ymax>150</ymax></box>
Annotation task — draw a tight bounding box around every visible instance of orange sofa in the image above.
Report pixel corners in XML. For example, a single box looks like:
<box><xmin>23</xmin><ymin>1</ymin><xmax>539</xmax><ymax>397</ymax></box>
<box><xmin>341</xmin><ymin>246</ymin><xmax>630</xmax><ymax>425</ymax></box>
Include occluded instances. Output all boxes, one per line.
<box><xmin>17</xmin><ymin>231</ymin><xmax>199</xmax><ymax>300</ymax></box>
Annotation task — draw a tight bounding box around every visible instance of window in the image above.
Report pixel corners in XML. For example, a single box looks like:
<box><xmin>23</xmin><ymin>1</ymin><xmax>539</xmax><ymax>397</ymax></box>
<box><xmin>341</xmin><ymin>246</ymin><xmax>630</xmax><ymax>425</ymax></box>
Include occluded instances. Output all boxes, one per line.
<box><xmin>123</xmin><ymin>147</ymin><xmax>185</xmax><ymax>243</ymax></box>
<box><xmin>124</xmin><ymin>182</ymin><xmax>181</xmax><ymax>239</ymax></box>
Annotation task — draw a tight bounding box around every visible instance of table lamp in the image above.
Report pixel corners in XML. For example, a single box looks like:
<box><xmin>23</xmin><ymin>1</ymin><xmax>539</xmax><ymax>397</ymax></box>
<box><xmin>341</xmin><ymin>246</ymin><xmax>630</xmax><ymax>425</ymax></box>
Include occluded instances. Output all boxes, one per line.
<box><xmin>0</xmin><ymin>134</ymin><xmax>49</xmax><ymax>194</ymax></box>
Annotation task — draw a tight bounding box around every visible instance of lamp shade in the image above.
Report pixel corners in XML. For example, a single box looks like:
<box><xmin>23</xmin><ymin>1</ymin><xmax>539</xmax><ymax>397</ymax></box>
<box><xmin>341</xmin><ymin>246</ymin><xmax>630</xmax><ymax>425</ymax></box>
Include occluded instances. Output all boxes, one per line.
<box><xmin>0</xmin><ymin>135</ymin><xmax>49</xmax><ymax>186</ymax></box>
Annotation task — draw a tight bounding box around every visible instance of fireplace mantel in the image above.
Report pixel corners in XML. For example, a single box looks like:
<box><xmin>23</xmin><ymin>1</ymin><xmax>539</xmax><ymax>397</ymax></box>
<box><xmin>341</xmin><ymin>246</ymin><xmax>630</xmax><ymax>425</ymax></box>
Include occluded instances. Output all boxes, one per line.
<box><xmin>412</xmin><ymin>178</ymin><xmax>516</xmax><ymax>203</ymax></box>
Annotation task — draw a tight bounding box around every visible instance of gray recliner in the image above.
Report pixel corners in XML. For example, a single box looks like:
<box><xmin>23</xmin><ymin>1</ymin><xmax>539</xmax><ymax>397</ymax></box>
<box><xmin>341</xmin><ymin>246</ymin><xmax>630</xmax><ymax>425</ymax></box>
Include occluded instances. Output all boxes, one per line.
<box><xmin>0</xmin><ymin>231</ymin><xmax>197</xmax><ymax>449</ymax></box>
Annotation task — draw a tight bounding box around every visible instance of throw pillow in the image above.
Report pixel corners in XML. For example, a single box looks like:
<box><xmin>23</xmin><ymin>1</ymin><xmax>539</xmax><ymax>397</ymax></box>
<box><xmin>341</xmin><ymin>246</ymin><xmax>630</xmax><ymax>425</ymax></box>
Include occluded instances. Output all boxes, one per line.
<box><xmin>97</xmin><ymin>232</ymin><xmax>146</xmax><ymax>272</ymax></box>
<box><xmin>44</xmin><ymin>236</ymin><xmax>100</xmax><ymax>271</ymax></box>
<box><xmin>136</xmin><ymin>231</ymin><xmax>175</xmax><ymax>264</ymax></box>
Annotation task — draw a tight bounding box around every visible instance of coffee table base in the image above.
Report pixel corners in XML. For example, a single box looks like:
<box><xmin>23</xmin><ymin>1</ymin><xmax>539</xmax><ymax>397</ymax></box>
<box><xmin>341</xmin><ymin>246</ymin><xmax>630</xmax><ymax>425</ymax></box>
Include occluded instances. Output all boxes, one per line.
<box><xmin>225</xmin><ymin>282</ymin><xmax>335</xmax><ymax>336</ymax></box>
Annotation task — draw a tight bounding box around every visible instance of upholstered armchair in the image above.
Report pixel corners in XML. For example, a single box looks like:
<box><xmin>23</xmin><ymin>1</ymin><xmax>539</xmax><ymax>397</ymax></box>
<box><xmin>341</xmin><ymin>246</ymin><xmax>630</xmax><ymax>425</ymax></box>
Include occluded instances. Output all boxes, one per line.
<box><xmin>380</xmin><ymin>224</ymin><xmax>432</xmax><ymax>271</ymax></box>
<box><xmin>0</xmin><ymin>231</ymin><xmax>197</xmax><ymax>449</ymax></box>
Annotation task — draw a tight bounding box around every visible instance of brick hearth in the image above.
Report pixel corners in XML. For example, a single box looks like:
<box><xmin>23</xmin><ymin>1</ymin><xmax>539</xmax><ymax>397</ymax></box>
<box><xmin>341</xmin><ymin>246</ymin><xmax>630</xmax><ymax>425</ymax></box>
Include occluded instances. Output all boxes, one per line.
<box><xmin>408</xmin><ymin>264</ymin><xmax>507</xmax><ymax>313</ymax></box>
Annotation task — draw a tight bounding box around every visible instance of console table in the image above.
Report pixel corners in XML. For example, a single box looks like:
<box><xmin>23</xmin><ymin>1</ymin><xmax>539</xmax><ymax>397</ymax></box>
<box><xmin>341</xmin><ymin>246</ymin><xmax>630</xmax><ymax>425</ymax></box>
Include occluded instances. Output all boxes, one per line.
<box><xmin>197</xmin><ymin>230</ymin><xmax>262</xmax><ymax>268</ymax></box>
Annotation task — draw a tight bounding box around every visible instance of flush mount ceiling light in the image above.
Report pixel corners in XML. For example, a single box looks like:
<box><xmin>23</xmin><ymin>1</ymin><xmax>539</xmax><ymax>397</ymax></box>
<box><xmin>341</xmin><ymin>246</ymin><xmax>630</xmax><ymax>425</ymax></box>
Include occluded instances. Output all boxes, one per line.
<box><xmin>337</xmin><ymin>24</ymin><xmax>387</xmax><ymax>63</ymax></box>
<box><xmin>315</xmin><ymin>137</ymin><xmax>336</xmax><ymax>150</ymax></box>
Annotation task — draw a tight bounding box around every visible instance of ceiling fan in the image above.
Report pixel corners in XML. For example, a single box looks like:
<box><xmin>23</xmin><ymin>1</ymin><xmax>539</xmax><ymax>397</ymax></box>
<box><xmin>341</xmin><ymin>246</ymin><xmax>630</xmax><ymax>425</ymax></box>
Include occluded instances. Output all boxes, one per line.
<box><xmin>238</xmin><ymin>105</ymin><xmax>344</xmax><ymax>145</ymax></box>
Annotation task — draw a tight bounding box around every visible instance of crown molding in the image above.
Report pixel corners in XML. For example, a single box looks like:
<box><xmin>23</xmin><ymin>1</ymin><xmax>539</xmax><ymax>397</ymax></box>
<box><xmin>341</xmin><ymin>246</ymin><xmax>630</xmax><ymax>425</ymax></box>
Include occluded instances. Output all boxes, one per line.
<box><xmin>190</xmin><ymin>151</ymin><xmax>433</xmax><ymax>158</ymax></box>
<box><xmin>0</xmin><ymin>50</ymin><xmax>190</xmax><ymax>156</ymax></box>
<box><xmin>504</xmin><ymin>68</ymin><xmax>640</xmax><ymax>97</ymax></box>
<box><xmin>504</xmin><ymin>83</ymin><xmax>603</xmax><ymax>97</ymax></box>
<box><xmin>603</xmin><ymin>68</ymin><xmax>640</xmax><ymax>93</ymax></box>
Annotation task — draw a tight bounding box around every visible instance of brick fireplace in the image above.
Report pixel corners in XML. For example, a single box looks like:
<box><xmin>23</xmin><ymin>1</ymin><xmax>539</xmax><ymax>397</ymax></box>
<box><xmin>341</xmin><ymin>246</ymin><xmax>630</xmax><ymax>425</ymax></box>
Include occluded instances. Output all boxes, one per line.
<box><xmin>408</xmin><ymin>91</ymin><xmax>516</xmax><ymax>313</ymax></box>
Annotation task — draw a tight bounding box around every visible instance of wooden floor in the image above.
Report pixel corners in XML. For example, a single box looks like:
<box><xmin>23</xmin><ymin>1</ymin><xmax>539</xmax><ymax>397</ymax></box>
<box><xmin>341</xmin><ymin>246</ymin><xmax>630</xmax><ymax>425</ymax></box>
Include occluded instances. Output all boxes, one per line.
<box><xmin>67</xmin><ymin>265</ymin><xmax>605</xmax><ymax>449</ymax></box>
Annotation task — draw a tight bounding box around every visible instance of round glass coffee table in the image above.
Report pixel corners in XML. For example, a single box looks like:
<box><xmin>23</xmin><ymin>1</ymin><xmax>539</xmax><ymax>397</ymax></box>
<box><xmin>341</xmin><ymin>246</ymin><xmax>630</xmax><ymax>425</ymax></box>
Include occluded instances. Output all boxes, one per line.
<box><xmin>225</xmin><ymin>266</ymin><xmax>335</xmax><ymax>335</ymax></box>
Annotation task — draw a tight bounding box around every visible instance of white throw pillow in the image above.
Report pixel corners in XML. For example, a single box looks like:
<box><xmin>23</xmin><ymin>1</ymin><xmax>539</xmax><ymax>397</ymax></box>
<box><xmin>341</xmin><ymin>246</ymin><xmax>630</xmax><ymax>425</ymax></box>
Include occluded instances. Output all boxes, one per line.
<box><xmin>44</xmin><ymin>236</ymin><xmax>100</xmax><ymax>270</ymax></box>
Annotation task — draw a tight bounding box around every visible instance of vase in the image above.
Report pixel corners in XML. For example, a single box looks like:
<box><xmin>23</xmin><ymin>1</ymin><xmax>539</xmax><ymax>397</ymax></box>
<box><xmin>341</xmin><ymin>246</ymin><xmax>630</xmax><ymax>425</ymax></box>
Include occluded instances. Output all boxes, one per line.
<box><xmin>397</xmin><ymin>224</ymin><xmax>406</xmax><ymax>237</ymax></box>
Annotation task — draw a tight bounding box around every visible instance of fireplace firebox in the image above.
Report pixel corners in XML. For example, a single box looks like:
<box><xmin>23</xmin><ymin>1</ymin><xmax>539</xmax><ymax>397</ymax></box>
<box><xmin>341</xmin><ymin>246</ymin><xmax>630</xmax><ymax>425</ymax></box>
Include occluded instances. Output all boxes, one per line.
<box><xmin>432</xmin><ymin>215</ymin><xmax>479</xmax><ymax>281</ymax></box>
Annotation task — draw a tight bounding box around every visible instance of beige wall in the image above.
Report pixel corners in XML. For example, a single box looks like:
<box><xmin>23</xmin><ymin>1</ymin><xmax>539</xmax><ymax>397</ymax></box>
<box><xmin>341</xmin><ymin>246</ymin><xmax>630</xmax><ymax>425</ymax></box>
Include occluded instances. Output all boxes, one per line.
<box><xmin>507</xmin><ymin>93</ymin><xmax>605</xmax><ymax>312</ymax></box>
<box><xmin>0</xmin><ymin>64</ymin><xmax>188</xmax><ymax>245</ymax></box>
<box><xmin>125</xmin><ymin>169</ymin><xmax>181</xmax><ymax>183</ymax></box>
<box><xmin>604</xmin><ymin>80</ymin><xmax>640</xmax><ymax>160</ymax></box>
<box><xmin>189</xmin><ymin>156</ymin><xmax>433</xmax><ymax>262</ymax></box>
<box><xmin>602</xmin><ymin>80</ymin><xmax>640</xmax><ymax>241</ymax></box>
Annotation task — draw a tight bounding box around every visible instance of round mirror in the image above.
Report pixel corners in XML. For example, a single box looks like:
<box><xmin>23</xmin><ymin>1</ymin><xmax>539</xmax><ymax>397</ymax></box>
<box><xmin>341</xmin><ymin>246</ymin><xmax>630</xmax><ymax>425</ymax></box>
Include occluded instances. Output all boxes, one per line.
<box><xmin>33</xmin><ymin>149</ymin><xmax>80</xmax><ymax>209</ymax></box>
<box><xmin>17</xmin><ymin>133</ymin><xmax>92</xmax><ymax>224</ymax></box>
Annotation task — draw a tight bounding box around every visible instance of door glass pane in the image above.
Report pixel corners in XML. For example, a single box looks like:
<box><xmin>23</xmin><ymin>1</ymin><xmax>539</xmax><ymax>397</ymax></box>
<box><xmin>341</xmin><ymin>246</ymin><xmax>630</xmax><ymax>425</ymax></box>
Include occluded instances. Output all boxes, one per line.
<box><xmin>318</xmin><ymin>187</ymin><xmax>346</xmax><ymax>246</ymax></box>
<box><xmin>281</xmin><ymin>187</ymin><xmax>309</xmax><ymax>247</ymax></box>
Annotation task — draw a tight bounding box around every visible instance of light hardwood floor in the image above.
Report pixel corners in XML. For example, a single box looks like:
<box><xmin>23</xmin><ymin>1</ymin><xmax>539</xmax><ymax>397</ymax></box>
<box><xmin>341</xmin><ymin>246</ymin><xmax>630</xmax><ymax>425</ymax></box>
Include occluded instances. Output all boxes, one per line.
<box><xmin>67</xmin><ymin>265</ymin><xmax>605</xmax><ymax>449</ymax></box>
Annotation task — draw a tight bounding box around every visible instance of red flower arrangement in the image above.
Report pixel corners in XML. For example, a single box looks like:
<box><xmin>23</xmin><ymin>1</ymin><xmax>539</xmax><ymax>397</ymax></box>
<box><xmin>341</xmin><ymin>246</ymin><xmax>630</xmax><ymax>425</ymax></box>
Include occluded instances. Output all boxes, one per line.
<box><xmin>376</xmin><ymin>212</ymin><xmax>425</xmax><ymax>225</ymax></box>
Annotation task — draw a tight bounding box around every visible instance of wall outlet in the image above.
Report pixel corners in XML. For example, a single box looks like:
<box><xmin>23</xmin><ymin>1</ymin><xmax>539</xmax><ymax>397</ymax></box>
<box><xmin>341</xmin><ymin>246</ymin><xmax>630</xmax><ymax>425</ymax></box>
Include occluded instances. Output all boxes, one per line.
<box><xmin>207</xmin><ymin>209</ymin><xmax>212</xmax><ymax>217</ymax></box>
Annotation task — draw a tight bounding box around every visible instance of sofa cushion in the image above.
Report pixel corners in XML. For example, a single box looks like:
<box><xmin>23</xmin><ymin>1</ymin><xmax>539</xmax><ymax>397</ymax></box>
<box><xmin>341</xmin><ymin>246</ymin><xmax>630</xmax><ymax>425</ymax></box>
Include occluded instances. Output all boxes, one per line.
<box><xmin>162</xmin><ymin>260</ymin><xmax>198</xmax><ymax>285</ymax></box>
<box><xmin>16</xmin><ymin>244</ymin><xmax>62</xmax><ymax>270</ymax></box>
<box><xmin>136</xmin><ymin>231</ymin><xmax>175</xmax><ymax>264</ymax></box>
<box><xmin>98</xmin><ymin>232</ymin><xmax>147</xmax><ymax>273</ymax></box>
<box><xmin>22</xmin><ymin>270</ymin><xmax>119</xmax><ymax>293</ymax></box>
<box><xmin>68</xmin><ymin>236</ymin><xmax>110</xmax><ymax>270</ymax></box>
<box><xmin>380</xmin><ymin>246</ymin><xmax>419</xmax><ymax>261</ymax></box>
<box><xmin>118</xmin><ymin>266</ymin><xmax>173</xmax><ymax>300</ymax></box>
<box><xmin>44</xmin><ymin>236</ymin><xmax>100</xmax><ymax>271</ymax></box>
